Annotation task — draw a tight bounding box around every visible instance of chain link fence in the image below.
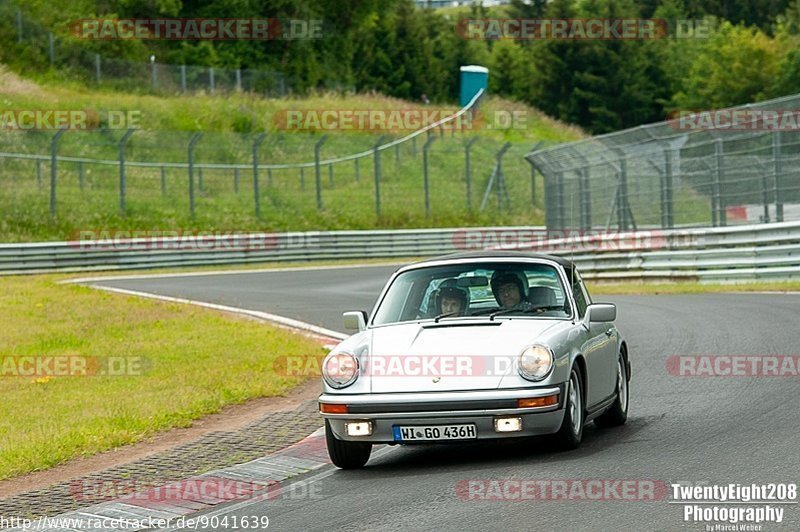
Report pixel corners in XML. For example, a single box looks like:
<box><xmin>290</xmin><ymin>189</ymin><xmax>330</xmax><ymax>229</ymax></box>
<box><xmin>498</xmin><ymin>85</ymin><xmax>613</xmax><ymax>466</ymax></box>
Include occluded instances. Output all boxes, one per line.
<box><xmin>0</xmin><ymin>0</ymin><xmax>292</xmax><ymax>96</ymax></box>
<box><xmin>0</xmin><ymin>87</ymin><xmax>555</xmax><ymax>239</ymax></box>
<box><xmin>526</xmin><ymin>93</ymin><xmax>800</xmax><ymax>231</ymax></box>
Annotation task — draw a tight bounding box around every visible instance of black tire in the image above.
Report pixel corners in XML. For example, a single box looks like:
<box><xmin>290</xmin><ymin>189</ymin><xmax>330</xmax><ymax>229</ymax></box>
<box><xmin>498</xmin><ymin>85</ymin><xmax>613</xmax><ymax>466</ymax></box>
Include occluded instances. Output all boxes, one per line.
<box><xmin>325</xmin><ymin>420</ymin><xmax>372</xmax><ymax>469</ymax></box>
<box><xmin>595</xmin><ymin>350</ymin><xmax>629</xmax><ymax>428</ymax></box>
<box><xmin>552</xmin><ymin>366</ymin><xmax>584</xmax><ymax>450</ymax></box>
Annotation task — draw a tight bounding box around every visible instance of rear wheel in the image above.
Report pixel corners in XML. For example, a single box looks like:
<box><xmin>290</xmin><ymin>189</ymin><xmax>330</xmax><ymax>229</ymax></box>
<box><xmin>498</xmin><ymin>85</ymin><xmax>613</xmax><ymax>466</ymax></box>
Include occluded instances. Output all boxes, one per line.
<box><xmin>325</xmin><ymin>420</ymin><xmax>372</xmax><ymax>469</ymax></box>
<box><xmin>552</xmin><ymin>367</ymin><xmax>584</xmax><ymax>450</ymax></box>
<box><xmin>595</xmin><ymin>351</ymin><xmax>629</xmax><ymax>428</ymax></box>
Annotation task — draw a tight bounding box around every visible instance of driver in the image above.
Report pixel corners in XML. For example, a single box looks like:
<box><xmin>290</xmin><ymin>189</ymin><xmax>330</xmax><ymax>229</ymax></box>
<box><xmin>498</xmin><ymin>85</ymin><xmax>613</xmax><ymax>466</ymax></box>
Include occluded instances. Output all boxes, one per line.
<box><xmin>490</xmin><ymin>270</ymin><xmax>528</xmax><ymax>309</ymax></box>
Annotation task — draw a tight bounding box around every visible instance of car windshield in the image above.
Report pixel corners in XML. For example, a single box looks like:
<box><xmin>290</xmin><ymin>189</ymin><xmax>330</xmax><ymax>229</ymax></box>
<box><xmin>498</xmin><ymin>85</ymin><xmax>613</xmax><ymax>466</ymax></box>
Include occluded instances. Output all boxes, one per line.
<box><xmin>371</xmin><ymin>262</ymin><xmax>572</xmax><ymax>326</ymax></box>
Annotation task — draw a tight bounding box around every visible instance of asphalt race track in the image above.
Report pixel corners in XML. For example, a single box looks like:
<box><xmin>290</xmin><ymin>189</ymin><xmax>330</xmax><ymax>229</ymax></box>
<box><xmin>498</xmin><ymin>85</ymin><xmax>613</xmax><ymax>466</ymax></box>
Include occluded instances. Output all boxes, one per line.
<box><xmin>87</xmin><ymin>266</ymin><xmax>800</xmax><ymax>531</ymax></box>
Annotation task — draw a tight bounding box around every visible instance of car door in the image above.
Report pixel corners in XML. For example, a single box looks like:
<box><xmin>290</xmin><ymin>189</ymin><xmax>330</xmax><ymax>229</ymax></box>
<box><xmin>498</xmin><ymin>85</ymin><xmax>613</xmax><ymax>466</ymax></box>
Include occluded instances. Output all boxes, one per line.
<box><xmin>571</xmin><ymin>271</ymin><xmax>616</xmax><ymax>407</ymax></box>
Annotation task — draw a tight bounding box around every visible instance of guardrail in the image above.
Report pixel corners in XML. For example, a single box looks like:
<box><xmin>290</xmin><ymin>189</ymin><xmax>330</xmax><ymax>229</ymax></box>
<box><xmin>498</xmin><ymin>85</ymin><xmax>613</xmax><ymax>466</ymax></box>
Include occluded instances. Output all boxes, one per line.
<box><xmin>2</xmin><ymin>222</ymin><xmax>800</xmax><ymax>282</ymax></box>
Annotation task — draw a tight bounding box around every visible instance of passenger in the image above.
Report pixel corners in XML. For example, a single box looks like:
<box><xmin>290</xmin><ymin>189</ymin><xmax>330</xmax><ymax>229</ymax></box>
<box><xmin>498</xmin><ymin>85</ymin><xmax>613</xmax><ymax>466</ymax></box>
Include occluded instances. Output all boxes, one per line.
<box><xmin>435</xmin><ymin>280</ymin><xmax>469</xmax><ymax>316</ymax></box>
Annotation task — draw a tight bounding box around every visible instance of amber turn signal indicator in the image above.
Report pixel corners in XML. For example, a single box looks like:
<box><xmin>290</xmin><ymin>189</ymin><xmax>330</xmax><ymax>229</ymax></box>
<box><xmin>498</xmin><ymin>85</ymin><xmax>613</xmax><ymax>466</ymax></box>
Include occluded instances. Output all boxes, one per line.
<box><xmin>517</xmin><ymin>394</ymin><xmax>558</xmax><ymax>408</ymax></box>
<box><xmin>320</xmin><ymin>403</ymin><xmax>349</xmax><ymax>414</ymax></box>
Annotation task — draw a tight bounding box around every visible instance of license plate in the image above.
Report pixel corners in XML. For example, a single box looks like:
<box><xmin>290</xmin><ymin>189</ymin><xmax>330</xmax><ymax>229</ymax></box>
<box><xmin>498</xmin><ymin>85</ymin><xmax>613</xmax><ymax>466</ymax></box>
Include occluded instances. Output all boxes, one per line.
<box><xmin>392</xmin><ymin>424</ymin><xmax>477</xmax><ymax>441</ymax></box>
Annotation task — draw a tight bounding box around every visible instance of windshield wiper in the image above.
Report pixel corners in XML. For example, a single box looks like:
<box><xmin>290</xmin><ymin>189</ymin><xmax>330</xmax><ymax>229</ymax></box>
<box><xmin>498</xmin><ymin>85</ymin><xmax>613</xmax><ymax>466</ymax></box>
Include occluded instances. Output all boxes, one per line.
<box><xmin>527</xmin><ymin>305</ymin><xmax>567</xmax><ymax>313</ymax></box>
<box><xmin>433</xmin><ymin>311</ymin><xmax>459</xmax><ymax>323</ymax></box>
<box><xmin>488</xmin><ymin>304</ymin><xmax>568</xmax><ymax>320</ymax></box>
<box><xmin>488</xmin><ymin>308</ymin><xmax>518</xmax><ymax>320</ymax></box>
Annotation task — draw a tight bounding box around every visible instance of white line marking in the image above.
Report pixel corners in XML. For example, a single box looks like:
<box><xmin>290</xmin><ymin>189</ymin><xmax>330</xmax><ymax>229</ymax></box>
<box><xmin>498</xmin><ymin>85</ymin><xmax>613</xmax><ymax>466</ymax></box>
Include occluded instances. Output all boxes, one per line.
<box><xmin>83</xmin><ymin>284</ymin><xmax>348</xmax><ymax>341</ymax></box>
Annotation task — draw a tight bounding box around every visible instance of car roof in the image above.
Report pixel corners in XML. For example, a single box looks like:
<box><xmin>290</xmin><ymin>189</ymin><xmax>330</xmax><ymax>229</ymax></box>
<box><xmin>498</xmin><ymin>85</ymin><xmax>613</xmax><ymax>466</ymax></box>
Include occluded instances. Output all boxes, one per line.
<box><xmin>406</xmin><ymin>250</ymin><xmax>576</xmax><ymax>270</ymax></box>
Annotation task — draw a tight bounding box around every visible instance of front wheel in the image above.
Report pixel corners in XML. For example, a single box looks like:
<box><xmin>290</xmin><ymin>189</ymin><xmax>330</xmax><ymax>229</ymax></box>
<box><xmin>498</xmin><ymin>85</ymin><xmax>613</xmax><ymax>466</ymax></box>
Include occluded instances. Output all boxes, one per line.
<box><xmin>552</xmin><ymin>367</ymin><xmax>584</xmax><ymax>450</ymax></box>
<box><xmin>325</xmin><ymin>420</ymin><xmax>372</xmax><ymax>469</ymax></box>
<box><xmin>595</xmin><ymin>351</ymin><xmax>629</xmax><ymax>428</ymax></box>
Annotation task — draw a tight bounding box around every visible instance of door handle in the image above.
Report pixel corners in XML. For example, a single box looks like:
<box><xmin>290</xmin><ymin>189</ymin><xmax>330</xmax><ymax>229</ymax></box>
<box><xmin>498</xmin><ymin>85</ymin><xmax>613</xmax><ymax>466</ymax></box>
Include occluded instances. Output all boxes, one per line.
<box><xmin>605</xmin><ymin>328</ymin><xmax>614</xmax><ymax>337</ymax></box>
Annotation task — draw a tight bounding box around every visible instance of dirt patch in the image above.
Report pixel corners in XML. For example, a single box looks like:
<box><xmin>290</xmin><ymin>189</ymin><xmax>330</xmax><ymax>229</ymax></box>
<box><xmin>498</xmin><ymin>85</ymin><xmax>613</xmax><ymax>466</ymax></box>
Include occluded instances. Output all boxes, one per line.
<box><xmin>0</xmin><ymin>378</ymin><xmax>322</xmax><ymax>500</ymax></box>
<box><xmin>0</xmin><ymin>64</ymin><xmax>43</xmax><ymax>96</ymax></box>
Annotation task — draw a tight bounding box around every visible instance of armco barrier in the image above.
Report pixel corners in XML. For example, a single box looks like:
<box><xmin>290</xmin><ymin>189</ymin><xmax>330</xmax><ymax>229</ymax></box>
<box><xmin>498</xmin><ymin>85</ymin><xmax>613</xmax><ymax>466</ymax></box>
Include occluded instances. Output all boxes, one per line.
<box><xmin>2</xmin><ymin>222</ymin><xmax>800</xmax><ymax>281</ymax></box>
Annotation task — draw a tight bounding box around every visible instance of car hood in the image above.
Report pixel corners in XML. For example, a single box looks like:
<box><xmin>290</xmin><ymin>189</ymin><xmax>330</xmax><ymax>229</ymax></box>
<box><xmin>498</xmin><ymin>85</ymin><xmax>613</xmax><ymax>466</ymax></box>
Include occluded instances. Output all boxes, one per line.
<box><xmin>367</xmin><ymin>319</ymin><xmax>564</xmax><ymax>393</ymax></box>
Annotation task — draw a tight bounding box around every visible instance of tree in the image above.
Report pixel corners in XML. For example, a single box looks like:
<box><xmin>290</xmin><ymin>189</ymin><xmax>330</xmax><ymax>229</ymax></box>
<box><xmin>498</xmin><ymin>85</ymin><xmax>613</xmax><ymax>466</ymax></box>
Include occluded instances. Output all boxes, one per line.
<box><xmin>671</xmin><ymin>21</ymin><xmax>782</xmax><ymax>109</ymax></box>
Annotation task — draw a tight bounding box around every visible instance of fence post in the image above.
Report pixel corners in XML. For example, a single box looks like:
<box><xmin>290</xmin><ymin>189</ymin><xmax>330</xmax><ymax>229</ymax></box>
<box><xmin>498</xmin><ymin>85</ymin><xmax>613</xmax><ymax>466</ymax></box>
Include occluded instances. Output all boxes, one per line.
<box><xmin>528</xmin><ymin>142</ymin><xmax>543</xmax><ymax>208</ymax></box>
<box><xmin>95</xmin><ymin>54</ymin><xmax>101</xmax><ymax>84</ymax></box>
<box><xmin>373</xmin><ymin>136</ymin><xmax>387</xmax><ymax>217</ymax></box>
<box><xmin>233</xmin><ymin>167</ymin><xmax>239</xmax><ymax>193</ymax></box>
<box><xmin>579</xmin><ymin>167</ymin><xmax>591</xmax><ymax>230</ymax></box>
<box><xmin>662</xmin><ymin>149</ymin><xmax>674</xmax><ymax>229</ymax></box>
<box><xmin>236</xmin><ymin>69</ymin><xmax>242</xmax><ymax>92</ymax></box>
<box><xmin>151</xmin><ymin>59</ymin><xmax>157</xmax><ymax>91</ymax></box>
<box><xmin>300</xmin><ymin>167</ymin><xmax>305</xmax><ymax>189</ymax></box>
<box><xmin>616</xmin><ymin>154</ymin><xmax>631</xmax><ymax>230</ymax></box>
<box><xmin>423</xmin><ymin>135</ymin><xmax>436</xmax><ymax>217</ymax></box>
<box><xmin>252</xmin><ymin>133</ymin><xmax>267</xmax><ymax>217</ymax></box>
<box><xmin>354</xmin><ymin>158</ymin><xmax>360</xmax><ymax>182</ymax></box>
<box><xmin>48</xmin><ymin>32</ymin><xmax>54</xmax><ymax>67</ymax></box>
<box><xmin>328</xmin><ymin>163</ymin><xmax>333</xmax><ymax>186</ymax></box>
<box><xmin>772</xmin><ymin>131</ymin><xmax>784</xmax><ymax>222</ymax></box>
<box><xmin>556</xmin><ymin>171</ymin><xmax>566</xmax><ymax>229</ymax></box>
<box><xmin>161</xmin><ymin>166</ymin><xmax>167</xmax><ymax>196</ymax></box>
<box><xmin>761</xmin><ymin>165</ymin><xmax>770</xmax><ymax>223</ymax></box>
<box><xmin>180</xmin><ymin>65</ymin><xmax>186</xmax><ymax>93</ymax></box>
<box><xmin>188</xmin><ymin>133</ymin><xmax>203</xmax><ymax>218</ymax></box>
<box><xmin>36</xmin><ymin>159</ymin><xmax>42</xmax><ymax>189</ymax></box>
<box><xmin>50</xmin><ymin>128</ymin><xmax>67</xmax><ymax>219</ymax></box>
<box><xmin>713</xmin><ymin>138</ymin><xmax>726</xmax><ymax>226</ymax></box>
<box><xmin>314</xmin><ymin>136</ymin><xmax>327</xmax><ymax>210</ymax></box>
<box><xmin>118</xmin><ymin>129</ymin><xmax>135</xmax><ymax>215</ymax></box>
<box><xmin>78</xmin><ymin>162</ymin><xmax>84</xmax><ymax>190</ymax></box>
<box><xmin>209</xmin><ymin>68</ymin><xmax>215</xmax><ymax>95</ymax></box>
<box><xmin>496</xmin><ymin>142</ymin><xmax>511</xmax><ymax>211</ymax></box>
<box><xmin>465</xmin><ymin>137</ymin><xmax>478</xmax><ymax>212</ymax></box>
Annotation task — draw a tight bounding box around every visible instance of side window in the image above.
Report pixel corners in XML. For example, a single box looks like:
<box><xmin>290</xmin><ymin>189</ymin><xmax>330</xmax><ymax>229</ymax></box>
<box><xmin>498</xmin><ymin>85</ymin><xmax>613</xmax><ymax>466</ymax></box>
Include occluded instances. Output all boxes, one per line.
<box><xmin>571</xmin><ymin>271</ymin><xmax>588</xmax><ymax>318</ymax></box>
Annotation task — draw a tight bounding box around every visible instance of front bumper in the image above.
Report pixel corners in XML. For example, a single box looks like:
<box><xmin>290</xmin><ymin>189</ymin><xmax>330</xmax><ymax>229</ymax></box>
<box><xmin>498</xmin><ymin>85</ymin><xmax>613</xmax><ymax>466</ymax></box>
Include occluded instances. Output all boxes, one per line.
<box><xmin>320</xmin><ymin>385</ymin><xmax>566</xmax><ymax>443</ymax></box>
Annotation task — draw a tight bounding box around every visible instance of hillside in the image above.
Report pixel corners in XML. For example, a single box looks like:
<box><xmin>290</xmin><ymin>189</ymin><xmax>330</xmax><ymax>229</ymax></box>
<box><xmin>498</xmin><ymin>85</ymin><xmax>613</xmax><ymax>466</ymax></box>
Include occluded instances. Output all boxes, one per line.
<box><xmin>0</xmin><ymin>64</ymin><xmax>584</xmax><ymax>242</ymax></box>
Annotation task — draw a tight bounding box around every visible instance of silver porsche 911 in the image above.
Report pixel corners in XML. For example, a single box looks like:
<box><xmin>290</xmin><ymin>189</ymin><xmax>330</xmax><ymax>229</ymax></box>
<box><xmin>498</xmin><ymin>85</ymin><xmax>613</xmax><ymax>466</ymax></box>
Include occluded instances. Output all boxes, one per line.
<box><xmin>319</xmin><ymin>251</ymin><xmax>631</xmax><ymax>469</ymax></box>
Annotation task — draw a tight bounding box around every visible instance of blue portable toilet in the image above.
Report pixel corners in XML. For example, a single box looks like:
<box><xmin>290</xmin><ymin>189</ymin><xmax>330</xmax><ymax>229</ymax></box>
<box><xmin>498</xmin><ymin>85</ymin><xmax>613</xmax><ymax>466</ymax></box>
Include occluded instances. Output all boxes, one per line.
<box><xmin>459</xmin><ymin>65</ymin><xmax>489</xmax><ymax>107</ymax></box>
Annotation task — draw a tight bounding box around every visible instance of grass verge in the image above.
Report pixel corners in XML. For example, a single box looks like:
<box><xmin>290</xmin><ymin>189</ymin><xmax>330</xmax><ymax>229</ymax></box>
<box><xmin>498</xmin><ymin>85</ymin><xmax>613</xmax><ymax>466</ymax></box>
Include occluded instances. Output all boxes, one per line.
<box><xmin>0</xmin><ymin>274</ymin><xmax>325</xmax><ymax>480</ymax></box>
<box><xmin>588</xmin><ymin>280</ymin><xmax>800</xmax><ymax>295</ymax></box>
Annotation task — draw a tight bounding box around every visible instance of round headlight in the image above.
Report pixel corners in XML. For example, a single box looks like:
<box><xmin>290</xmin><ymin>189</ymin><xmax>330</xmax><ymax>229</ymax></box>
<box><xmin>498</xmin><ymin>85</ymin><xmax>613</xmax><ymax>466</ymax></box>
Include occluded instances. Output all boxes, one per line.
<box><xmin>517</xmin><ymin>345</ymin><xmax>554</xmax><ymax>381</ymax></box>
<box><xmin>322</xmin><ymin>352</ymin><xmax>359</xmax><ymax>388</ymax></box>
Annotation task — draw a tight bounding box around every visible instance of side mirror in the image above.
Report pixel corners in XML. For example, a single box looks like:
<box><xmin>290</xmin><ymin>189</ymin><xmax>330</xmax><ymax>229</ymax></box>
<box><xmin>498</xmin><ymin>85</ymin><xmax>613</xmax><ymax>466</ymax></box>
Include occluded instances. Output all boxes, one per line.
<box><xmin>587</xmin><ymin>303</ymin><xmax>616</xmax><ymax>323</ymax></box>
<box><xmin>343</xmin><ymin>311</ymin><xmax>368</xmax><ymax>332</ymax></box>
